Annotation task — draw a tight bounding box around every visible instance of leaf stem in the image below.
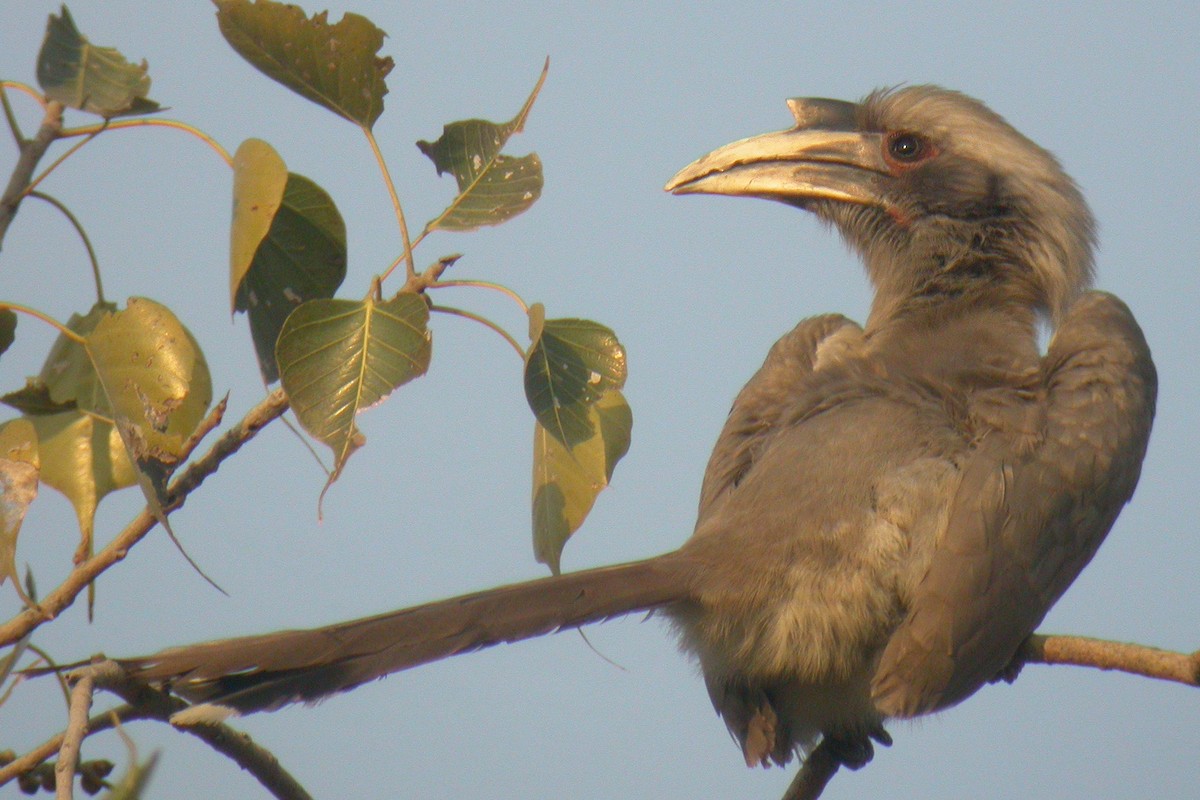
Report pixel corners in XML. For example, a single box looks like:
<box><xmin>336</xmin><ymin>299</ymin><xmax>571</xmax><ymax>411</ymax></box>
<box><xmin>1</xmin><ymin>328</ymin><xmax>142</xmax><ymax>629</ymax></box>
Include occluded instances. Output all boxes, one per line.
<box><xmin>1</xmin><ymin>85</ymin><xmax>26</xmax><ymax>143</ymax></box>
<box><xmin>426</xmin><ymin>279</ymin><xmax>530</xmax><ymax>314</ymax></box>
<box><xmin>24</xmin><ymin>122</ymin><xmax>107</xmax><ymax>198</ymax></box>
<box><xmin>29</xmin><ymin>191</ymin><xmax>105</xmax><ymax>303</ymax></box>
<box><xmin>0</xmin><ymin>303</ymin><xmax>86</xmax><ymax>343</ymax></box>
<box><xmin>363</xmin><ymin>126</ymin><xmax>415</xmax><ymax>281</ymax></box>
<box><xmin>59</xmin><ymin>118</ymin><xmax>234</xmax><ymax>167</ymax></box>
<box><xmin>0</xmin><ymin>81</ymin><xmax>46</xmax><ymax>105</ymax></box>
<box><xmin>430</xmin><ymin>303</ymin><xmax>526</xmax><ymax>359</ymax></box>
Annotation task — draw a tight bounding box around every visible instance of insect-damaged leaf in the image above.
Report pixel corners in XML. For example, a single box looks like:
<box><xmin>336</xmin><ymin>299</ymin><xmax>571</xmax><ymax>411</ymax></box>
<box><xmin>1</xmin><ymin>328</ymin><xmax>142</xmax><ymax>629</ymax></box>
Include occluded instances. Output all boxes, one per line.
<box><xmin>418</xmin><ymin>60</ymin><xmax>547</xmax><ymax>231</ymax></box>
<box><xmin>234</xmin><ymin>171</ymin><xmax>348</xmax><ymax>383</ymax></box>
<box><xmin>0</xmin><ymin>419</ymin><xmax>39</xmax><ymax>604</ymax></box>
<box><xmin>276</xmin><ymin>293</ymin><xmax>431</xmax><ymax>502</ymax></box>
<box><xmin>36</xmin><ymin>6</ymin><xmax>161</xmax><ymax>118</ymax></box>
<box><xmin>215</xmin><ymin>0</ymin><xmax>393</xmax><ymax>128</ymax></box>
<box><xmin>83</xmin><ymin>299</ymin><xmax>213</xmax><ymax>519</ymax></box>
<box><xmin>532</xmin><ymin>390</ymin><xmax>631</xmax><ymax>574</ymax></box>
<box><xmin>524</xmin><ymin>312</ymin><xmax>627</xmax><ymax>448</ymax></box>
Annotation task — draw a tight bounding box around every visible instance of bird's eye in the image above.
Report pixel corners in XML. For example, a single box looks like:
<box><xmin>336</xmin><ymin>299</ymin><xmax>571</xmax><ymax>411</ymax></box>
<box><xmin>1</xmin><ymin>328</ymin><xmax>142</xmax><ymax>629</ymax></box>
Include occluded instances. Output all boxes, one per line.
<box><xmin>887</xmin><ymin>132</ymin><xmax>928</xmax><ymax>163</ymax></box>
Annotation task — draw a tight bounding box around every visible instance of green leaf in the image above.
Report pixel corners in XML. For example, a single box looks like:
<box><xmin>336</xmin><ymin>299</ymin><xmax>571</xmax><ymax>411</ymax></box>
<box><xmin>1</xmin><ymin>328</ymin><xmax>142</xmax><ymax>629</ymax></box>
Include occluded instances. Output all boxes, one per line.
<box><xmin>229</xmin><ymin>138</ymin><xmax>288</xmax><ymax>311</ymax></box>
<box><xmin>27</xmin><ymin>410</ymin><xmax>136</xmax><ymax>563</ymax></box>
<box><xmin>36</xmin><ymin>6</ymin><xmax>161</xmax><ymax>117</ymax></box>
<box><xmin>0</xmin><ymin>419</ymin><xmax>39</xmax><ymax>603</ymax></box>
<box><xmin>38</xmin><ymin>302</ymin><xmax>118</xmax><ymax>413</ymax></box>
<box><xmin>235</xmin><ymin>172</ymin><xmax>348</xmax><ymax>382</ymax></box>
<box><xmin>524</xmin><ymin>315</ymin><xmax>627</xmax><ymax>448</ymax></box>
<box><xmin>0</xmin><ymin>309</ymin><xmax>15</xmax><ymax>358</ymax></box>
<box><xmin>215</xmin><ymin>0</ymin><xmax>393</xmax><ymax>128</ymax></box>
<box><xmin>532</xmin><ymin>390</ymin><xmax>631</xmax><ymax>573</ymax></box>
<box><xmin>83</xmin><ymin>298</ymin><xmax>213</xmax><ymax>514</ymax></box>
<box><xmin>1</xmin><ymin>379</ymin><xmax>77</xmax><ymax>415</ymax></box>
<box><xmin>418</xmin><ymin>60</ymin><xmax>548</xmax><ymax>231</ymax></box>
<box><xmin>277</xmin><ymin>293</ymin><xmax>432</xmax><ymax>499</ymax></box>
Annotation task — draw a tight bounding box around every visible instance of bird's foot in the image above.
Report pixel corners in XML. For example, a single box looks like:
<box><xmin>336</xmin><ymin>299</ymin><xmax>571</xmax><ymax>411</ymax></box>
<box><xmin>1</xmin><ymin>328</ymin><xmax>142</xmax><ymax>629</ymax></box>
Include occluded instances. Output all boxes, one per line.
<box><xmin>822</xmin><ymin>725</ymin><xmax>891</xmax><ymax>771</ymax></box>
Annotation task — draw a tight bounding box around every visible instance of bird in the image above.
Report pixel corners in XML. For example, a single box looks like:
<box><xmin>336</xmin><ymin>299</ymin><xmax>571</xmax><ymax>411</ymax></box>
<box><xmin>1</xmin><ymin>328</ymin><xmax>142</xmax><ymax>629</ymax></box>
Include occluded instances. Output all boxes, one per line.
<box><xmin>118</xmin><ymin>86</ymin><xmax>1156</xmax><ymax>779</ymax></box>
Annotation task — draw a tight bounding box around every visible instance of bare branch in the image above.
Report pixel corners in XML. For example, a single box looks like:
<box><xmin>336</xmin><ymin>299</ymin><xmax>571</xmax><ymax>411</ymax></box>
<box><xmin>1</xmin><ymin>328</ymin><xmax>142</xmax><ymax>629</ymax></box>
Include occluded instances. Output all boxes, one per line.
<box><xmin>0</xmin><ymin>704</ymin><xmax>149</xmax><ymax>786</ymax></box>
<box><xmin>55</xmin><ymin>672</ymin><xmax>94</xmax><ymax>799</ymax></box>
<box><xmin>0</xmin><ymin>101</ymin><xmax>64</xmax><ymax>248</ymax></box>
<box><xmin>781</xmin><ymin>740</ymin><xmax>840</xmax><ymax>800</ymax></box>
<box><xmin>0</xmin><ymin>662</ymin><xmax>312</xmax><ymax>800</ymax></box>
<box><xmin>1015</xmin><ymin>633</ymin><xmax>1200</xmax><ymax>687</ymax></box>
<box><xmin>0</xmin><ymin>390</ymin><xmax>289</xmax><ymax>648</ymax></box>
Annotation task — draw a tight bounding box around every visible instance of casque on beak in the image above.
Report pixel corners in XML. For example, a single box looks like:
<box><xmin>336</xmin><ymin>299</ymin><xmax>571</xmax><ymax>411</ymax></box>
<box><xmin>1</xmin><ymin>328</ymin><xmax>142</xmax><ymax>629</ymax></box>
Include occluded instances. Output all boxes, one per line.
<box><xmin>665</xmin><ymin>97</ymin><xmax>891</xmax><ymax>207</ymax></box>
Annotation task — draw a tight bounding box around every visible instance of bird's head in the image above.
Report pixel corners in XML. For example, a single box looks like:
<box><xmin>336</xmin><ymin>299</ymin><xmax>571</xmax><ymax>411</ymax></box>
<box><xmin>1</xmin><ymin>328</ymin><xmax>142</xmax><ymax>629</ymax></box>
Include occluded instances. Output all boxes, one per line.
<box><xmin>666</xmin><ymin>86</ymin><xmax>1094</xmax><ymax>324</ymax></box>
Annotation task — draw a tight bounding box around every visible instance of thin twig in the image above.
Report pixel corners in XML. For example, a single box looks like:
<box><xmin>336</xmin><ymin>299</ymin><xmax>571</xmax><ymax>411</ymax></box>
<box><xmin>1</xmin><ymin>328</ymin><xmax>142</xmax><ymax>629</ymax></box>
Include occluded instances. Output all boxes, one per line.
<box><xmin>0</xmin><ymin>662</ymin><xmax>313</xmax><ymax>800</ymax></box>
<box><xmin>0</xmin><ymin>100</ymin><xmax>64</xmax><ymax>248</ymax></box>
<box><xmin>0</xmin><ymin>390</ymin><xmax>290</xmax><ymax>649</ymax></box>
<box><xmin>55</xmin><ymin>672</ymin><xmax>94</xmax><ymax>800</ymax></box>
<box><xmin>88</xmin><ymin>661</ymin><xmax>312</xmax><ymax>800</ymax></box>
<box><xmin>0</xmin><ymin>704</ymin><xmax>148</xmax><ymax>786</ymax></box>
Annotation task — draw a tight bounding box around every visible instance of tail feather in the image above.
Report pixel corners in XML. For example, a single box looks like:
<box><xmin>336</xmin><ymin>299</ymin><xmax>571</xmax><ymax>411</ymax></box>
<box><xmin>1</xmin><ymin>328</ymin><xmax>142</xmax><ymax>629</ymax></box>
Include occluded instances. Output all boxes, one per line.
<box><xmin>121</xmin><ymin>555</ymin><xmax>686</xmax><ymax>712</ymax></box>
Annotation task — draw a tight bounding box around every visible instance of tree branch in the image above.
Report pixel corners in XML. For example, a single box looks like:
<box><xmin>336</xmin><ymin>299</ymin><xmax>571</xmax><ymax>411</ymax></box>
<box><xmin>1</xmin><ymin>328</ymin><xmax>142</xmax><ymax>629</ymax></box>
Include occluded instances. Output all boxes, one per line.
<box><xmin>0</xmin><ymin>703</ymin><xmax>150</xmax><ymax>786</ymax></box>
<box><xmin>1014</xmin><ymin>633</ymin><xmax>1200</xmax><ymax>687</ymax></box>
<box><xmin>0</xmin><ymin>390</ymin><xmax>289</xmax><ymax>648</ymax></box>
<box><xmin>54</xmin><ymin>672</ymin><xmax>94</xmax><ymax>800</ymax></box>
<box><xmin>0</xmin><ymin>662</ymin><xmax>312</xmax><ymax>800</ymax></box>
<box><xmin>781</xmin><ymin>740</ymin><xmax>840</xmax><ymax>800</ymax></box>
<box><xmin>0</xmin><ymin>100</ymin><xmax>63</xmax><ymax>249</ymax></box>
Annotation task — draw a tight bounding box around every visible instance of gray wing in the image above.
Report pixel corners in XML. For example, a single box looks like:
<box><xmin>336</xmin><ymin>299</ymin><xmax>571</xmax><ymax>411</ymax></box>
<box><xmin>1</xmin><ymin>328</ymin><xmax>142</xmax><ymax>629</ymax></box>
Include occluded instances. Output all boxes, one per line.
<box><xmin>871</xmin><ymin>291</ymin><xmax>1156</xmax><ymax>717</ymax></box>
<box><xmin>697</xmin><ymin>313</ymin><xmax>862</xmax><ymax>521</ymax></box>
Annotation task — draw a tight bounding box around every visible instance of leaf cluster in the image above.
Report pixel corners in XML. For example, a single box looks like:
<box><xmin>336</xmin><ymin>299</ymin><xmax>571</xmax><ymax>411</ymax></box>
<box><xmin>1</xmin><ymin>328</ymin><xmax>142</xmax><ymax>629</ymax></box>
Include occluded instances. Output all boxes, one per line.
<box><xmin>0</xmin><ymin>0</ymin><xmax>630</xmax><ymax>693</ymax></box>
<box><xmin>0</xmin><ymin>1</ymin><xmax>636</xmax><ymax>791</ymax></box>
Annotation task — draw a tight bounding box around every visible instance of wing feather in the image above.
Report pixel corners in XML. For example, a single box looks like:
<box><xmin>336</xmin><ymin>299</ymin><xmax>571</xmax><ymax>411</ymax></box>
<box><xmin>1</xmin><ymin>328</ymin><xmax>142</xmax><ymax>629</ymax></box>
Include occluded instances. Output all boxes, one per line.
<box><xmin>871</xmin><ymin>291</ymin><xmax>1156</xmax><ymax>716</ymax></box>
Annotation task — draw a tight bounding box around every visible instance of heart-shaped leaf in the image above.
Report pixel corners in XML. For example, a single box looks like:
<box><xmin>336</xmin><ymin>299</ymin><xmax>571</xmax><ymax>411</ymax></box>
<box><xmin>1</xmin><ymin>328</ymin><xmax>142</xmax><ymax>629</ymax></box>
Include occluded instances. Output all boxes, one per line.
<box><xmin>215</xmin><ymin>0</ymin><xmax>393</xmax><ymax>128</ymax></box>
<box><xmin>276</xmin><ymin>292</ymin><xmax>432</xmax><ymax>500</ymax></box>
<box><xmin>0</xmin><ymin>418</ymin><xmax>39</xmax><ymax>603</ymax></box>
<box><xmin>532</xmin><ymin>389</ymin><xmax>632</xmax><ymax>573</ymax></box>
<box><xmin>27</xmin><ymin>410</ymin><xmax>136</xmax><ymax>564</ymax></box>
<box><xmin>230</xmin><ymin>138</ymin><xmax>288</xmax><ymax>311</ymax></box>
<box><xmin>524</xmin><ymin>313</ymin><xmax>627</xmax><ymax>448</ymax></box>
<box><xmin>36</xmin><ymin>6</ymin><xmax>161</xmax><ymax>117</ymax></box>
<box><xmin>418</xmin><ymin>60</ymin><xmax>548</xmax><ymax>231</ymax></box>
<box><xmin>235</xmin><ymin>171</ymin><xmax>348</xmax><ymax>382</ymax></box>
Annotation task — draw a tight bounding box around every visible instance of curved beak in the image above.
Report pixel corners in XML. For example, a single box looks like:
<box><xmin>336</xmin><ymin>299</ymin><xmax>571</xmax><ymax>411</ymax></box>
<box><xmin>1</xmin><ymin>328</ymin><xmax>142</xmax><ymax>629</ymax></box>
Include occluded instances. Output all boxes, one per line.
<box><xmin>665</xmin><ymin>97</ymin><xmax>889</xmax><ymax>206</ymax></box>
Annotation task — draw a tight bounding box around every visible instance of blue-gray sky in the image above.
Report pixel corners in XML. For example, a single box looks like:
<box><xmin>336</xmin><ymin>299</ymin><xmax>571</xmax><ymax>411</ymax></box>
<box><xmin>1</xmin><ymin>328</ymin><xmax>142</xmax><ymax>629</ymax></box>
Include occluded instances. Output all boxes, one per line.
<box><xmin>2</xmin><ymin>2</ymin><xmax>1197</xmax><ymax>798</ymax></box>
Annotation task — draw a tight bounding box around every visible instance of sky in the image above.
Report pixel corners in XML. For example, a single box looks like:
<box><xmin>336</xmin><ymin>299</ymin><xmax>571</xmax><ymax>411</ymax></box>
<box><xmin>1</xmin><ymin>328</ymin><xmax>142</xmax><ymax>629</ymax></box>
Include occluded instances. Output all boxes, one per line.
<box><xmin>2</xmin><ymin>2</ymin><xmax>1198</xmax><ymax>798</ymax></box>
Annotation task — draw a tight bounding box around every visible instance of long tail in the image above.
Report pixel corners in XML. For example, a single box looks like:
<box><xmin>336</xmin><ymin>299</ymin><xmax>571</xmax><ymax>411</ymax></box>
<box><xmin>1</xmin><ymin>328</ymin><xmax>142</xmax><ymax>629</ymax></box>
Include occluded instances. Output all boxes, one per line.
<box><xmin>120</xmin><ymin>555</ymin><xmax>687</xmax><ymax>713</ymax></box>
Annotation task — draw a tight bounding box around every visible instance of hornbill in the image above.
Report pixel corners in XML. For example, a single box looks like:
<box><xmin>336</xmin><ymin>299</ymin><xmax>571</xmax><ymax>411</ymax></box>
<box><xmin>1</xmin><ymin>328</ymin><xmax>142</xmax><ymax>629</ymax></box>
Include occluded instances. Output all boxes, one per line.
<box><xmin>119</xmin><ymin>86</ymin><xmax>1156</xmax><ymax>777</ymax></box>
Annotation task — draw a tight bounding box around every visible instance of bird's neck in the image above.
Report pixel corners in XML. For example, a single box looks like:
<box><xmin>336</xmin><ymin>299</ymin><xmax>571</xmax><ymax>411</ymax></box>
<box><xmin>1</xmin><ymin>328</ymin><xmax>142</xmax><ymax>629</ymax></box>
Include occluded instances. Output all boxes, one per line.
<box><xmin>863</xmin><ymin>251</ymin><xmax>1045</xmax><ymax>387</ymax></box>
